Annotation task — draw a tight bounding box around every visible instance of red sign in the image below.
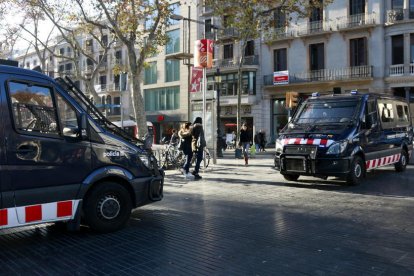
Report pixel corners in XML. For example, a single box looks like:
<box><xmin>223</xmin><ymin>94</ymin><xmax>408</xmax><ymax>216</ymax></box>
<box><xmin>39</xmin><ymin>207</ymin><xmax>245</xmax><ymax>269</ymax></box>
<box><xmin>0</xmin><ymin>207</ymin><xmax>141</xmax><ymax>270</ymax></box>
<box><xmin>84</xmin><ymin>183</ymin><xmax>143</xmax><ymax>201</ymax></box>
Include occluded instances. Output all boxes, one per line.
<box><xmin>194</xmin><ymin>39</ymin><xmax>214</xmax><ymax>68</ymax></box>
<box><xmin>273</xmin><ymin>71</ymin><xmax>289</xmax><ymax>85</ymax></box>
<box><xmin>190</xmin><ymin>67</ymin><xmax>203</xmax><ymax>93</ymax></box>
<box><xmin>157</xmin><ymin>115</ymin><xmax>165</xmax><ymax>122</ymax></box>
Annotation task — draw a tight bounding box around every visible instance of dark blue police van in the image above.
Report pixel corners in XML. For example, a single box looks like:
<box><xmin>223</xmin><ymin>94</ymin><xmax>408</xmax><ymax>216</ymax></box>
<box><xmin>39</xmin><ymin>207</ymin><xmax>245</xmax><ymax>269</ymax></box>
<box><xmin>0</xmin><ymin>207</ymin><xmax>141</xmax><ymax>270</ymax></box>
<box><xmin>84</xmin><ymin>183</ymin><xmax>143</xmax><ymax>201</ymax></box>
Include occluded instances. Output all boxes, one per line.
<box><xmin>0</xmin><ymin>64</ymin><xmax>163</xmax><ymax>232</ymax></box>
<box><xmin>274</xmin><ymin>92</ymin><xmax>413</xmax><ymax>185</ymax></box>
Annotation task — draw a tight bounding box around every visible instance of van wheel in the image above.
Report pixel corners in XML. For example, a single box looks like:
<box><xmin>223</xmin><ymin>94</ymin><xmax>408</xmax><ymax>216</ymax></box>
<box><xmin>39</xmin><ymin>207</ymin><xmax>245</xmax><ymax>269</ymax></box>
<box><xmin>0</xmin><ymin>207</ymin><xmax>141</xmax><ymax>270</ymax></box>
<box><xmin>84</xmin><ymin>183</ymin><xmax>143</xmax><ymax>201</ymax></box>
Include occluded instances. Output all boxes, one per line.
<box><xmin>83</xmin><ymin>182</ymin><xmax>132</xmax><ymax>233</ymax></box>
<box><xmin>395</xmin><ymin>149</ymin><xmax>408</xmax><ymax>172</ymax></box>
<box><xmin>283</xmin><ymin>174</ymin><xmax>300</xmax><ymax>181</ymax></box>
<box><xmin>346</xmin><ymin>156</ymin><xmax>364</xmax><ymax>186</ymax></box>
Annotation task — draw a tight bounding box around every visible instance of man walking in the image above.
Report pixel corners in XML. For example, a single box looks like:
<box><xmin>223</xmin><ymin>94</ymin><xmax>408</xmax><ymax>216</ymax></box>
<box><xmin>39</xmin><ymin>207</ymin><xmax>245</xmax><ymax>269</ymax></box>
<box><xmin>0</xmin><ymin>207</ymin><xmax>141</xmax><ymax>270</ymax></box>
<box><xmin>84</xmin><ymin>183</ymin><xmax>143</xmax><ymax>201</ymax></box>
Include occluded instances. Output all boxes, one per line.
<box><xmin>191</xmin><ymin>117</ymin><xmax>206</xmax><ymax>180</ymax></box>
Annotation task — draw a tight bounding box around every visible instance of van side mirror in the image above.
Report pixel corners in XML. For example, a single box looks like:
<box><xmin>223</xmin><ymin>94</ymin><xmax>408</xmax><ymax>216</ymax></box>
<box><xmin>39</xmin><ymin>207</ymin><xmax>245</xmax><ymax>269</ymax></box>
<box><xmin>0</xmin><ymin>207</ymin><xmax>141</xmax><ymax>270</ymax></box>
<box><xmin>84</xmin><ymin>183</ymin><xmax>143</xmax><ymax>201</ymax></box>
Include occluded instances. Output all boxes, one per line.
<box><xmin>80</xmin><ymin>113</ymin><xmax>88</xmax><ymax>139</ymax></box>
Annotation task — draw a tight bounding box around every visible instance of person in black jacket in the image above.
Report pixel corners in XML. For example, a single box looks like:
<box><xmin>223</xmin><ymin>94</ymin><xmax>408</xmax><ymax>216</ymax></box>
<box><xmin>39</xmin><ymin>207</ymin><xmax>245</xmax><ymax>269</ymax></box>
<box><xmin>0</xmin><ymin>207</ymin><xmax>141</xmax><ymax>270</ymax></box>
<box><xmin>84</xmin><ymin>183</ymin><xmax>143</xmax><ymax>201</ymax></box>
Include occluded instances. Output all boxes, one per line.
<box><xmin>191</xmin><ymin>117</ymin><xmax>206</xmax><ymax>180</ymax></box>
<box><xmin>239</xmin><ymin>123</ymin><xmax>251</xmax><ymax>165</ymax></box>
<box><xmin>178</xmin><ymin>122</ymin><xmax>194</xmax><ymax>180</ymax></box>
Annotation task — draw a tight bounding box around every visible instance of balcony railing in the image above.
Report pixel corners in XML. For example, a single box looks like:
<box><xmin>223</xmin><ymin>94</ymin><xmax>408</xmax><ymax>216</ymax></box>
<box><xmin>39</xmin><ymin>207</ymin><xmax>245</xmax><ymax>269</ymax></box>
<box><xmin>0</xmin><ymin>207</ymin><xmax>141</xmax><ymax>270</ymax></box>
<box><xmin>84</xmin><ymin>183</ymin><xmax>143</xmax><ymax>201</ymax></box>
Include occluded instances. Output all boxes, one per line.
<box><xmin>264</xmin><ymin>65</ymin><xmax>373</xmax><ymax>86</ymax></box>
<box><xmin>217</xmin><ymin>28</ymin><xmax>238</xmax><ymax>40</ymax></box>
<box><xmin>389</xmin><ymin>64</ymin><xmax>414</xmax><ymax>76</ymax></box>
<box><xmin>337</xmin><ymin>13</ymin><xmax>377</xmax><ymax>30</ymax></box>
<box><xmin>83</xmin><ymin>65</ymin><xmax>94</xmax><ymax>74</ymax></box>
<box><xmin>213</xmin><ymin>55</ymin><xmax>259</xmax><ymax>68</ymax></box>
<box><xmin>387</xmin><ymin>9</ymin><xmax>414</xmax><ymax>23</ymax></box>
<box><xmin>106</xmin><ymin>83</ymin><xmax>121</xmax><ymax>92</ymax></box>
<box><xmin>262</xmin><ymin>27</ymin><xmax>295</xmax><ymax>43</ymax></box>
<box><xmin>297</xmin><ymin>20</ymin><xmax>333</xmax><ymax>36</ymax></box>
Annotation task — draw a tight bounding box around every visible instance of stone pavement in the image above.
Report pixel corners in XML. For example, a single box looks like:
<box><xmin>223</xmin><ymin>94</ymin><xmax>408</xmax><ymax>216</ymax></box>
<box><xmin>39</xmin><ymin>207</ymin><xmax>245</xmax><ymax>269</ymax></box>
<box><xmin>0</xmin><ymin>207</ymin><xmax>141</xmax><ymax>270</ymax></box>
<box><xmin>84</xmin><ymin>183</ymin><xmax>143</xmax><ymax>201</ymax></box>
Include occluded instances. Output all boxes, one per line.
<box><xmin>1</xmin><ymin>149</ymin><xmax>414</xmax><ymax>275</ymax></box>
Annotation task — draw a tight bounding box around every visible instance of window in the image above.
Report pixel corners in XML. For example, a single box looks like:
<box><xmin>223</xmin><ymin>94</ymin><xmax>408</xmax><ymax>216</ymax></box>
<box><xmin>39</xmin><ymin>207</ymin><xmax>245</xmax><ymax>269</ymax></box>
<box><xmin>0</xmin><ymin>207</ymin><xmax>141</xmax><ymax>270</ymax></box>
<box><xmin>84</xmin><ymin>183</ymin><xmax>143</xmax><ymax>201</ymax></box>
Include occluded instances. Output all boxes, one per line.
<box><xmin>8</xmin><ymin>81</ymin><xmax>59</xmax><ymax>135</ymax></box>
<box><xmin>168</xmin><ymin>3</ymin><xmax>181</xmax><ymax>25</ymax></box>
<box><xmin>274</xmin><ymin>48</ymin><xmax>287</xmax><ymax>71</ymax></box>
<box><xmin>392</xmin><ymin>0</ymin><xmax>404</xmax><ymax>9</ymax></box>
<box><xmin>86</xmin><ymin>58</ymin><xmax>94</xmax><ymax>66</ymax></box>
<box><xmin>144</xmin><ymin>62</ymin><xmax>157</xmax><ymax>84</ymax></box>
<box><xmin>396</xmin><ymin>103</ymin><xmax>410</xmax><ymax>124</ymax></box>
<box><xmin>378</xmin><ymin>100</ymin><xmax>395</xmax><ymax>127</ymax></box>
<box><xmin>364</xmin><ymin>100</ymin><xmax>378</xmax><ymax>129</ymax></box>
<box><xmin>309</xmin><ymin>43</ymin><xmax>324</xmax><ymax>70</ymax></box>
<box><xmin>65</xmin><ymin>63</ymin><xmax>73</xmax><ymax>72</ymax></box>
<box><xmin>244</xmin><ymin>40</ymin><xmax>254</xmax><ymax>56</ymax></box>
<box><xmin>166</xmin><ymin>29</ymin><xmax>180</xmax><ymax>54</ymax></box>
<box><xmin>205</xmin><ymin>19</ymin><xmax>212</xmax><ymax>34</ymax></box>
<box><xmin>33</xmin><ymin>60</ymin><xmax>37</xmax><ymax>66</ymax></box>
<box><xmin>115</xmin><ymin>50</ymin><xmax>122</xmax><ymax>64</ymax></box>
<box><xmin>113</xmin><ymin>97</ymin><xmax>121</xmax><ymax>115</ymax></box>
<box><xmin>350</xmin><ymin>0</ymin><xmax>365</xmax><ymax>15</ymax></box>
<box><xmin>411</xmin><ymin>34</ymin><xmax>414</xmax><ymax>63</ymax></box>
<box><xmin>350</xmin><ymin>37</ymin><xmax>367</xmax><ymax>66</ymax></box>
<box><xmin>274</xmin><ymin>8</ymin><xmax>286</xmax><ymax>28</ymax></box>
<box><xmin>165</xmin><ymin>60</ymin><xmax>180</xmax><ymax>82</ymax></box>
<box><xmin>223</xmin><ymin>15</ymin><xmax>230</xmax><ymax>28</ymax></box>
<box><xmin>59</xmin><ymin>48</ymin><xmax>65</xmax><ymax>55</ymax></box>
<box><xmin>410</xmin><ymin>0</ymin><xmax>414</xmax><ymax>19</ymax></box>
<box><xmin>99</xmin><ymin>75</ymin><xmax>107</xmax><ymax>91</ymax></box>
<box><xmin>144</xmin><ymin>86</ymin><xmax>180</xmax><ymax>111</ymax></box>
<box><xmin>223</xmin><ymin>44</ymin><xmax>233</xmax><ymax>59</ymax></box>
<box><xmin>55</xmin><ymin>93</ymin><xmax>79</xmax><ymax>138</ymax></box>
<box><xmin>392</xmin><ymin>35</ymin><xmax>404</xmax><ymax>65</ymax></box>
<box><xmin>218</xmin><ymin>72</ymin><xmax>256</xmax><ymax>96</ymax></box>
<box><xmin>310</xmin><ymin>0</ymin><xmax>323</xmax><ymax>22</ymax></box>
<box><xmin>101</xmin><ymin>35</ymin><xmax>108</xmax><ymax>46</ymax></box>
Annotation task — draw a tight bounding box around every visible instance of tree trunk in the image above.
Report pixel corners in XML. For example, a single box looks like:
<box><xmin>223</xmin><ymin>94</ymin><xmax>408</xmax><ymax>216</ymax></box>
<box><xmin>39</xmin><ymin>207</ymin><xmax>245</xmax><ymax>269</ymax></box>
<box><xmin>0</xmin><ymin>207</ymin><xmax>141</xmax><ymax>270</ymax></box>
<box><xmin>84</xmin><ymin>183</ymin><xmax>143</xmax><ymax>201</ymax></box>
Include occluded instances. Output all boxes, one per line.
<box><xmin>126</xmin><ymin>43</ymin><xmax>147</xmax><ymax>139</ymax></box>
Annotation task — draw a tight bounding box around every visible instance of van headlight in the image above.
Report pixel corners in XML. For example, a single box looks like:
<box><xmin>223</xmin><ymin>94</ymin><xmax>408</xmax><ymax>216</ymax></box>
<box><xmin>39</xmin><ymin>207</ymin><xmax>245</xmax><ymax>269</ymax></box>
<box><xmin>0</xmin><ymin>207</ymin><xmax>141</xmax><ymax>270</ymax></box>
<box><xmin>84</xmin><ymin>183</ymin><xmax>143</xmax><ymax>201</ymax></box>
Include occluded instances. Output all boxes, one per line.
<box><xmin>326</xmin><ymin>140</ymin><xmax>348</xmax><ymax>155</ymax></box>
<box><xmin>275</xmin><ymin>139</ymin><xmax>284</xmax><ymax>153</ymax></box>
<box><xmin>138</xmin><ymin>154</ymin><xmax>150</xmax><ymax>168</ymax></box>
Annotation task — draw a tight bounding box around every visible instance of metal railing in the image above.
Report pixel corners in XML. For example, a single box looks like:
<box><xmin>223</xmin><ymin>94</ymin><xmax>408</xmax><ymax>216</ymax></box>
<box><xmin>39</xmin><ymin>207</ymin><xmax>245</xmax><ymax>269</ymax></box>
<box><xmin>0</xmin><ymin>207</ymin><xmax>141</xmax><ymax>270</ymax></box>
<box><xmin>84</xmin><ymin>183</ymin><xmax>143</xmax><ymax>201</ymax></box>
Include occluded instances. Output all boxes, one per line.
<box><xmin>213</xmin><ymin>55</ymin><xmax>259</xmax><ymax>68</ymax></box>
<box><xmin>217</xmin><ymin>28</ymin><xmax>238</xmax><ymax>39</ymax></box>
<box><xmin>83</xmin><ymin>65</ymin><xmax>94</xmax><ymax>73</ymax></box>
<box><xmin>297</xmin><ymin>20</ymin><xmax>333</xmax><ymax>36</ymax></box>
<box><xmin>387</xmin><ymin>9</ymin><xmax>408</xmax><ymax>23</ymax></box>
<box><xmin>337</xmin><ymin>13</ymin><xmax>377</xmax><ymax>29</ymax></box>
<box><xmin>106</xmin><ymin>83</ymin><xmax>121</xmax><ymax>92</ymax></box>
<box><xmin>262</xmin><ymin>27</ymin><xmax>295</xmax><ymax>43</ymax></box>
<box><xmin>389</xmin><ymin>64</ymin><xmax>404</xmax><ymax>76</ymax></box>
<box><xmin>264</xmin><ymin>65</ymin><xmax>373</xmax><ymax>85</ymax></box>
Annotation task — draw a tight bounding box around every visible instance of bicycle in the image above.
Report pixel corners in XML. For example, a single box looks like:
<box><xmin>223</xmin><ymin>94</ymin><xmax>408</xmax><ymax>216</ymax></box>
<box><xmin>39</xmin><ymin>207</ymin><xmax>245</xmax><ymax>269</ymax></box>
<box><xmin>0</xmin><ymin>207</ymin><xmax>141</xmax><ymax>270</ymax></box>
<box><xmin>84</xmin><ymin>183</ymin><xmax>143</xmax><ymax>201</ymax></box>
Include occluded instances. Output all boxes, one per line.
<box><xmin>161</xmin><ymin>144</ymin><xmax>185</xmax><ymax>170</ymax></box>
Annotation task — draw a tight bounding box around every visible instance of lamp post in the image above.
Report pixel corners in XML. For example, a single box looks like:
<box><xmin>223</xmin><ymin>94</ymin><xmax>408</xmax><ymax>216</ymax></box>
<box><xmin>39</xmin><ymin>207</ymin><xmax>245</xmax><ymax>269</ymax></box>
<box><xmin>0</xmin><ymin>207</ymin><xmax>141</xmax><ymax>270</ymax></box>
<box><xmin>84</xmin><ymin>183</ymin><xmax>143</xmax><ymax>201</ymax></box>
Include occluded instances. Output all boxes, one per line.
<box><xmin>215</xmin><ymin>68</ymin><xmax>223</xmax><ymax>157</ymax></box>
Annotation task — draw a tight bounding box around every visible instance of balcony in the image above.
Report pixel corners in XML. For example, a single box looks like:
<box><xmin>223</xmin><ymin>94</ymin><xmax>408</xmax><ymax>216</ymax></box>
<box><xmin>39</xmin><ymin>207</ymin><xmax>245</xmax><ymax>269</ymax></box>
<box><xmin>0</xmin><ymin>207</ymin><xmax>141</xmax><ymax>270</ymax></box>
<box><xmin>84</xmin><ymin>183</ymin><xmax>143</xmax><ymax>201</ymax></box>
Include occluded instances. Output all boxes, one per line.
<box><xmin>217</xmin><ymin>28</ymin><xmax>238</xmax><ymax>40</ymax></box>
<box><xmin>389</xmin><ymin>64</ymin><xmax>414</xmax><ymax>76</ymax></box>
<box><xmin>386</xmin><ymin>9</ymin><xmax>414</xmax><ymax>24</ymax></box>
<box><xmin>106</xmin><ymin>83</ymin><xmax>121</xmax><ymax>92</ymax></box>
<box><xmin>212</xmin><ymin>55</ymin><xmax>259</xmax><ymax>69</ymax></box>
<box><xmin>262</xmin><ymin>27</ymin><xmax>295</xmax><ymax>43</ymax></box>
<box><xmin>98</xmin><ymin>62</ymin><xmax>108</xmax><ymax>71</ymax></box>
<box><xmin>263</xmin><ymin>65</ymin><xmax>373</xmax><ymax>86</ymax></box>
<box><xmin>83</xmin><ymin>45</ymin><xmax>93</xmax><ymax>53</ymax></box>
<box><xmin>337</xmin><ymin>13</ymin><xmax>377</xmax><ymax>30</ymax></box>
<box><xmin>83</xmin><ymin>65</ymin><xmax>94</xmax><ymax>74</ymax></box>
<box><xmin>297</xmin><ymin>20</ymin><xmax>333</xmax><ymax>37</ymax></box>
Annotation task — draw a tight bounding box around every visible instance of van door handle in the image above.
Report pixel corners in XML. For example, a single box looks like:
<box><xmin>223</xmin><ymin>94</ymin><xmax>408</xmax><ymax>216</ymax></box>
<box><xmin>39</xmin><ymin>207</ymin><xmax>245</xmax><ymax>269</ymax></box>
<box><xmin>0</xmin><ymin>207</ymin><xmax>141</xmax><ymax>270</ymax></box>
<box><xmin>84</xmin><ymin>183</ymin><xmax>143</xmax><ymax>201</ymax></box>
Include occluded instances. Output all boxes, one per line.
<box><xmin>14</xmin><ymin>145</ymin><xmax>37</xmax><ymax>154</ymax></box>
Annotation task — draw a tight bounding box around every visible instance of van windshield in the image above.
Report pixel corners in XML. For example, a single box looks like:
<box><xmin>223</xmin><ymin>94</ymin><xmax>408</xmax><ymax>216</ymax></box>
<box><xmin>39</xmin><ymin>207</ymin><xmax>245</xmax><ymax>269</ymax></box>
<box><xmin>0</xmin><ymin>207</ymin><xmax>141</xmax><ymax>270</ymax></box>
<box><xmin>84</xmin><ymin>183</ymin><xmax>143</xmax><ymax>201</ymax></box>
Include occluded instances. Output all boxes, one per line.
<box><xmin>293</xmin><ymin>100</ymin><xmax>360</xmax><ymax>125</ymax></box>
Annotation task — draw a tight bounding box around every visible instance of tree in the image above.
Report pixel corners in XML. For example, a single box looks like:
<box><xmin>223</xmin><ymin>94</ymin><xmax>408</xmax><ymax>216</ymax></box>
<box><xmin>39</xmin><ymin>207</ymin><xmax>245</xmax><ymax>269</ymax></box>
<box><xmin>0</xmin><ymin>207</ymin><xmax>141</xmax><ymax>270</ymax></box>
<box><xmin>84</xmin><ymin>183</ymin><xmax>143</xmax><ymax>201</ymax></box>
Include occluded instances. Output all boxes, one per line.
<box><xmin>204</xmin><ymin>0</ymin><xmax>328</xmax><ymax>141</ymax></box>
<box><xmin>68</xmin><ymin>0</ymin><xmax>171</xmax><ymax>139</ymax></box>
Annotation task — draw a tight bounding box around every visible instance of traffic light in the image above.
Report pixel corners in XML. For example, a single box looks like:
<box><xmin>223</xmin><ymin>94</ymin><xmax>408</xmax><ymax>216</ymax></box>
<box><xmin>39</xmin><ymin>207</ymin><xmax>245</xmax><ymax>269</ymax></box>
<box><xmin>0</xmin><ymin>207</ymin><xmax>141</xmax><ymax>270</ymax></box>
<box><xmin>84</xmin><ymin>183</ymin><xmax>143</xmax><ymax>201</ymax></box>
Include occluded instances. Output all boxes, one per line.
<box><xmin>285</xmin><ymin>92</ymin><xmax>299</xmax><ymax>109</ymax></box>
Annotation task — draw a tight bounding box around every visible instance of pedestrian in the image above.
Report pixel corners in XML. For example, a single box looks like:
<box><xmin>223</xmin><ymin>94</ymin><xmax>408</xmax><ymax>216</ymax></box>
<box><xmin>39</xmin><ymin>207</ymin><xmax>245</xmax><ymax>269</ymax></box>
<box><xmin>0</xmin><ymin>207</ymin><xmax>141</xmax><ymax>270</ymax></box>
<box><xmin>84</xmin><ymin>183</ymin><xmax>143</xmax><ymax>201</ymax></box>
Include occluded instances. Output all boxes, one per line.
<box><xmin>259</xmin><ymin>129</ymin><xmax>266</xmax><ymax>152</ymax></box>
<box><xmin>239</xmin><ymin>123</ymin><xmax>251</xmax><ymax>165</ymax></box>
<box><xmin>191</xmin><ymin>117</ymin><xmax>206</xmax><ymax>180</ymax></box>
<box><xmin>253</xmin><ymin>131</ymin><xmax>260</xmax><ymax>153</ymax></box>
<box><xmin>170</xmin><ymin>129</ymin><xmax>179</xmax><ymax>147</ymax></box>
<box><xmin>178</xmin><ymin>122</ymin><xmax>194</xmax><ymax>180</ymax></box>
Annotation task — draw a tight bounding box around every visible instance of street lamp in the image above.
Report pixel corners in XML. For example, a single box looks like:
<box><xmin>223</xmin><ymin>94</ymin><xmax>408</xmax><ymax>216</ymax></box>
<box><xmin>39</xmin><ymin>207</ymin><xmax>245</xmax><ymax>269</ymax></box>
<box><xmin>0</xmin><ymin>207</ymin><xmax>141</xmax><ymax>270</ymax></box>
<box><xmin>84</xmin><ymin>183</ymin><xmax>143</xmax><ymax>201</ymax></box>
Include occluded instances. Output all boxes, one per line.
<box><xmin>215</xmin><ymin>68</ymin><xmax>223</xmax><ymax>157</ymax></box>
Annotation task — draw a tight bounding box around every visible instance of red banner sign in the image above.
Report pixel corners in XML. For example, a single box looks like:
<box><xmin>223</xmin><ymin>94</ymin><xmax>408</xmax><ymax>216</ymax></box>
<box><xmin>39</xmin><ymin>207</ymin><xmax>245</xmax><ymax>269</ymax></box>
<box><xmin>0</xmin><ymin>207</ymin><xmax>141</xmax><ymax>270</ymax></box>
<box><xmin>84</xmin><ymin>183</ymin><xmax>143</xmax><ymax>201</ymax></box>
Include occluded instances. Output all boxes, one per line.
<box><xmin>194</xmin><ymin>39</ymin><xmax>214</xmax><ymax>68</ymax></box>
<box><xmin>190</xmin><ymin>67</ymin><xmax>203</xmax><ymax>93</ymax></box>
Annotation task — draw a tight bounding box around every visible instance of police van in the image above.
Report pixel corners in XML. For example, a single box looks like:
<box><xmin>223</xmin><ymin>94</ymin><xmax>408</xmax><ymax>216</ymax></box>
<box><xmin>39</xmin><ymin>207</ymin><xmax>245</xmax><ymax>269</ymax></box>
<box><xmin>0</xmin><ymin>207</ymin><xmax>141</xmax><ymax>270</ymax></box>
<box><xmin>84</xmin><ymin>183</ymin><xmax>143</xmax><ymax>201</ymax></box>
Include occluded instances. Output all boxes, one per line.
<box><xmin>274</xmin><ymin>92</ymin><xmax>413</xmax><ymax>185</ymax></box>
<box><xmin>0</xmin><ymin>64</ymin><xmax>164</xmax><ymax>232</ymax></box>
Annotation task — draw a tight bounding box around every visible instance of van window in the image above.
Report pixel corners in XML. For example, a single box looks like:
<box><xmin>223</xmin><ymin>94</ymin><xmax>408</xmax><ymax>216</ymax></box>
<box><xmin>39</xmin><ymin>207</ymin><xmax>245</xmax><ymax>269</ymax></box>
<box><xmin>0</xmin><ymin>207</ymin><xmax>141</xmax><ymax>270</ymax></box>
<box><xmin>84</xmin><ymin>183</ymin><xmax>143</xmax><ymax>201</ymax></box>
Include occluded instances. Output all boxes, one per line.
<box><xmin>364</xmin><ymin>100</ymin><xmax>378</xmax><ymax>129</ymax></box>
<box><xmin>294</xmin><ymin>100</ymin><xmax>359</xmax><ymax>124</ymax></box>
<box><xmin>56</xmin><ymin>92</ymin><xmax>79</xmax><ymax>137</ymax></box>
<box><xmin>8</xmin><ymin>81</ymin><xmax>59</xmax><ymax>135</ymax></box>
<box><xmin>396</xmin><ymin>103</ymin><xmax>409</xmax><ymax>124</ymax></box>
<box><xmin>378</xmin><ymin>101</ymin><xmax>395</xmax><ymax>127</ymax></box>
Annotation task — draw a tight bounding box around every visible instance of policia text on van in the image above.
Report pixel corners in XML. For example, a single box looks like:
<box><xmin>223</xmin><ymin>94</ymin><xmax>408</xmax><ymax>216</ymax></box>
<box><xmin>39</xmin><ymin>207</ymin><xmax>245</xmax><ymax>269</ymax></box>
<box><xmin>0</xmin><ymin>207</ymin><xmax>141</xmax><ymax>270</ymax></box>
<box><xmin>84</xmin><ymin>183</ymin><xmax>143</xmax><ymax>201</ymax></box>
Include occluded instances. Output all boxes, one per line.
<box><xmin>274</xmin><ymin>92</ymin><xmax>413</xmax><ymax>185</ymax></box>
<box><xmin>0</xmin><ymin>64</ymin><xmax>164</xmax><ymax>233</ymax></box>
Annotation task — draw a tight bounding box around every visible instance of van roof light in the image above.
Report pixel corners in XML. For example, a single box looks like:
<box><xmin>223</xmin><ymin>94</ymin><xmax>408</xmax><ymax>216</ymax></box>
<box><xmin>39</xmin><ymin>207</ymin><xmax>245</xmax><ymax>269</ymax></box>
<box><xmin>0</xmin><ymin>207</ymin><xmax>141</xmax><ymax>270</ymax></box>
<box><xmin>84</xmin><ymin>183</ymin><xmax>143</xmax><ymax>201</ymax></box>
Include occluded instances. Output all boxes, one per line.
<box><xmin>351</xmin><ymin>90</ymin><xmax>358</xmax><ymax>95</ymax></box>
<box><xmin>312</xmin><ymin>92</ymin><xmax>320</xmax><ymax>97</ymax></box>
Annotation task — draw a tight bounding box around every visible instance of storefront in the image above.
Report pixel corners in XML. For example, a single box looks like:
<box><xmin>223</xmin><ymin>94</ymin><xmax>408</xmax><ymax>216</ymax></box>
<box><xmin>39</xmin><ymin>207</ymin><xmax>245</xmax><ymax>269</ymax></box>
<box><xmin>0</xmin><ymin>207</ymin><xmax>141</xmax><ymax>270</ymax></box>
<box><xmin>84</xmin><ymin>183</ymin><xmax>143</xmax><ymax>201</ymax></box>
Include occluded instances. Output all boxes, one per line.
<box><xmin>271</xmin><ymin>99</ymin><xmax>289</xmax><ymax>142</ymax></box>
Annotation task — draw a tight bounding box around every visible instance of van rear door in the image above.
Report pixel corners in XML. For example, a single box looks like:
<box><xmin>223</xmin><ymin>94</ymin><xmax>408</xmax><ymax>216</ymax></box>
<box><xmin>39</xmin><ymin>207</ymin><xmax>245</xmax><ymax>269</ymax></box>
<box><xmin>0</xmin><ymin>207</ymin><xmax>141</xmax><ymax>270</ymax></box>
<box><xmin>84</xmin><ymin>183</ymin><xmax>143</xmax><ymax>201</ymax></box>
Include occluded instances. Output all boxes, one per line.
<box><xmin>4</xmin><ymin>78</ymin><xmax>91</xmax><ymax>224</ymax></box>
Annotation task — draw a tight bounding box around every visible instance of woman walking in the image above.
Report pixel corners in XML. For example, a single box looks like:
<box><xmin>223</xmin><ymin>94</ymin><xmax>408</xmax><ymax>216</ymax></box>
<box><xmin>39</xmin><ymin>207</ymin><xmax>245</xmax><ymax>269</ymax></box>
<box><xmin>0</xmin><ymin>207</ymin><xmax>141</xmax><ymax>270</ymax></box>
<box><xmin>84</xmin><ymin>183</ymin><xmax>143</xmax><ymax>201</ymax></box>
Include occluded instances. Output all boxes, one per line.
<box><xmin>239</xmin><ymin>123</ymin><xmax>251</xmax><ymax>166</ymax></box>
<box><xmin>179</xmin><ymin>122</ymin><xmax>194</xmax><ymax>180</ymax></box>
